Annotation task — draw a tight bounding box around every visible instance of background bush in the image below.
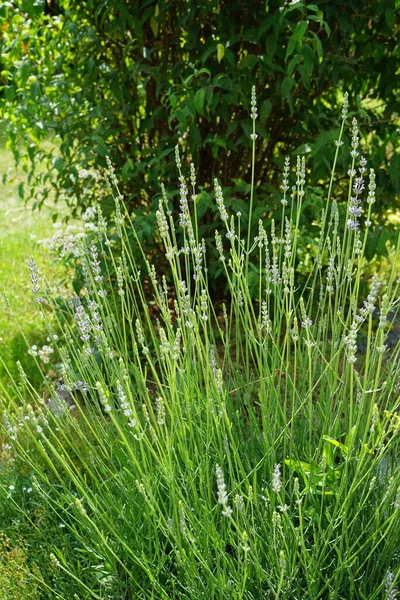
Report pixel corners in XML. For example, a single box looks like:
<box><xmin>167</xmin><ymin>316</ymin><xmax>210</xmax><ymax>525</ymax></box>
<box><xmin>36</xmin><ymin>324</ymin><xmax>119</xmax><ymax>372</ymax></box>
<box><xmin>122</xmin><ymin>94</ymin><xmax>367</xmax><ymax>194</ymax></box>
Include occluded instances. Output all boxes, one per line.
<box><xmin>1</xmin><ymin>1</ymin><xmax>399</xmax><ymax>264</ymax></box>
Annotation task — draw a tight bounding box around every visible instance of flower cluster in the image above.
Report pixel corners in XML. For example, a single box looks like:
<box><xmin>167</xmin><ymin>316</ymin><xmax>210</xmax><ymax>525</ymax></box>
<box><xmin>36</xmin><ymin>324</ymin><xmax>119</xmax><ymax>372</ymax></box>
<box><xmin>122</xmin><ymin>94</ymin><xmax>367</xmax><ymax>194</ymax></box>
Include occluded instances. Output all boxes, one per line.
<box><xmin>29</xmin><ymin>257</ymin><xmax>40</xmax><ymax>293</ymax></box>
<box><xmin>355</xmin><ymin>275</ymin><xmax>381</xmax><ymax>324</ymax></box>
<box><xmin>272</xmin><ymin>463</ymin><xmax>282</xmax><ymax>494</ymax></box>
<box><xmin>347</xmin><ymin>155</ymin><xmax>367</xmax><ymax>230</ymax></box>
<box><xmin>117</xmin><ymin>380</ymin><xmax>136</xmax><ymax>428</ymax></box>
<box><xmin>216</xmin><ymin>464</ymin><xmax>233</xmax><ymax>517</ymax></box>
<box><xmin>214</xmin><ymin>179</ymin><xmax>228</xmax><ymax>222</ymax></box>
<box><xmin>41</xmin><ymin>223</ymin><xmax>87</xmax><ymax>258</ymax></box>
<box><xmin>73</xmin><ymin>298</ymin><xmax>92</xmax><ymax>344</ymax></box>
<box><xmin>28</xmin><ymin>344</ymin><xmax>54</xmax><ymax>364</ymax></box>
<box><xmin>300</xmin><ymin>297</ymin><xmax>313</xmax><ymax>329</ymax></box>
<box><xmin>280</xmin><ymin>157</ymin><xmax>290</xmax><ymax>205</ymax></box>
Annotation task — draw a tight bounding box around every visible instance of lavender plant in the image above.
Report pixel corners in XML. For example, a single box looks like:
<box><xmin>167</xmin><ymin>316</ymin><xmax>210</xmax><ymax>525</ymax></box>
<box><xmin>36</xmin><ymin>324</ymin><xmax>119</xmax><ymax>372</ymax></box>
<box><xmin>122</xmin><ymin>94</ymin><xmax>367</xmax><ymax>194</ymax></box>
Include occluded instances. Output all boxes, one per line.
<box><xmin>1</xmin><ymin>92</ymin><xmax>399</xmax><ymax>600</ymax></box>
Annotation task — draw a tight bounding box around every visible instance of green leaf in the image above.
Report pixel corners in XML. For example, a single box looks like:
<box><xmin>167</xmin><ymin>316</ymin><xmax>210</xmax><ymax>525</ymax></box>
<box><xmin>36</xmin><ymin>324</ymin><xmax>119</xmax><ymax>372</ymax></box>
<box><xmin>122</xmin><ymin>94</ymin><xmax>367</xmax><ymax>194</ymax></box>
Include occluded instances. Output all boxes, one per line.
<box><xmin>283</xmin><ymin>1</ymin><xmax>305</xmax><ymax>15</ymax></box>
<box><xmin>52</xmin><ymin>157</ymin><xmax>64</xmax><ymax>172</ymax></box>
<box><xmin>150</xmin><ymin>16</ymin><xmax>159</xmax><ymax>38</ymax></box>
<box><xmin>194</xmin><ymin>88</ymin><xmax>205</xmax><ymax>116</ymax></box>
<box><xmin>322</xmin><ymin>436</ymin><xmax>348</xmax><ymax>456</ymax></box>
<box><xmin>281</xmin><ymin>76</ymin><xmax>295</xmax><ymax>104</ymax></box>
<box><xmin>285</xmin><ymin>459</ymin><xmax>312</xmax><ymax>473</ymax></box>
<box><xmin>260</xmin><ymin>99</ymin><xmax>272</xmax><ymax>123</ymax></box>
<box><xmin>285</xmin><ymin>20</ymin><xmax>308</xmax><ymax>60</ymax></box>
<box><xmin>344</xmin><ymin>425</ymin><xmax>357</xmax><ymax>452</ymax></box>
<box><xmin>1</xmin><ymin>70</ymin><xmax>12</xmax><ymax>81</ymax></box>
<box><xmin>310</xmin><ymin>31</ymin><xmax>323</xmax><ymax>58</ymax></box>
<box><xmin>216</xmin><ymin>43</ymin><xmax>225</xmax><ymax>63</ymax></box>
<box><xmin>239</xmin><ymin>54</ymin><xmax>259</xmax><ymax>70</ymax></box>
<box><xmin>302</xmin><ymin>45</ymin><xmax>315</xmax><ymax>78</ymax></box>
<box><xmin>18</xmin><ymin>181</ymin><xmax>24</xmax><ymax>199</ymax></box>
<box><xmin>287</xmin><ymin>53</ymin><xmax>302</xmax><ymax>77</ymax></box>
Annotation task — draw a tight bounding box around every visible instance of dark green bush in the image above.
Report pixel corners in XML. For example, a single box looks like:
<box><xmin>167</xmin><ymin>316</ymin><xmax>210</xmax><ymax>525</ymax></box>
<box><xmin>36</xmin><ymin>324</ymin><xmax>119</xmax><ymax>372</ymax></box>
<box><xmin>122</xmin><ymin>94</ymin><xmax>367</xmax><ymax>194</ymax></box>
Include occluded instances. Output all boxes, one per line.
<box><xmin>1</xmin><ymin>0</ymin><xmax>399</xmax><ymax>275</ymax></box>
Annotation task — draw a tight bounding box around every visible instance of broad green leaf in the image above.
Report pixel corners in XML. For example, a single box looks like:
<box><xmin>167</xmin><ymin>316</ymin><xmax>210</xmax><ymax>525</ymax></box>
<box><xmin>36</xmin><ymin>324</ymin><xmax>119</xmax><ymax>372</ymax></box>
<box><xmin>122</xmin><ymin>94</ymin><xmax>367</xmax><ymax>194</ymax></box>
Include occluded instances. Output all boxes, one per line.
<box><xmin>283</xmin><ymin>1</ymin><xmax>305</xmax><ymax>15</ymax></box>
<box><xmin>285</xmin><ymin>459</ymin><xmax>312</xmax><ymax>473</ymax></box>
<box><xmin>239</xmin><ymin>54</ymin><xmax>259</xmax><ymax>70</ymax></box>
<box><xmin>217</xmin><ymin>43</ymin><xmax>225</xmax><ymax>63</ymax></box>
<box><xmin>194</xmin><ymin>88</ymin><xmax>205</xmax><ymax>115</ymax></box>
<box><xmin>18</xmin><ymin>181</ymin><xmax>24</xmax><ymax>199</ymax></box>
<box><xmin>344</xmin><ymin>426</ymin><xmax>357</xmax><ymax>452</ymax></box>
<box><xmin>285</xmin><ymin>20</ymin><xmax>308</xmax><ymax>60</ymax></box>
<box><xmin>323</xmin><ymin>435</ymin><xmax>348</xmax><ymax>455</ymax></box>
<box><xmin>287</xmin><ymin>54</ymin><xmax>302</xmax><ymax>77</ymax></box>
<box><xmin>310</xmin><ymin>30</ymin><xmax>323</xmax><ymax>58</ymax></box>
<box><xmin>260</xmin><ymin>99</ymin><xmax>272</xmax><ymax>123</ymax></box>
<box><xmin>302</xmin><ymin>45</ymin><xmax>315</xmax><ymax>75</ymax></box>
<box><xmin>281</xmin><ymin>76</ymin><xmax>295</xmax><ymax>103</ymax></box>
<box><xmin>150</xmin><ymin>16</ymin><xmax>159</xmax><ymax>38</ymax></box>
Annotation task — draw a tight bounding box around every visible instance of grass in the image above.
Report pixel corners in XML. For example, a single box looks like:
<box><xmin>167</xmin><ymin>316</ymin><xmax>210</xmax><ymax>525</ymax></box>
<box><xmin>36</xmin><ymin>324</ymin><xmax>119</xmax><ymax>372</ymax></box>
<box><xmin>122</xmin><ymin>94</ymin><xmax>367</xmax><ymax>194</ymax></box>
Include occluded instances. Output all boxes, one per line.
<box><xmin>0</xmin><ymin>133</ymin><xmax>68</xmax><ymax>389</ymax></box>
<box><xmin>0</xmin><ymin>94</ymin><xmax>399</xmax><ymax>599</ymax></box>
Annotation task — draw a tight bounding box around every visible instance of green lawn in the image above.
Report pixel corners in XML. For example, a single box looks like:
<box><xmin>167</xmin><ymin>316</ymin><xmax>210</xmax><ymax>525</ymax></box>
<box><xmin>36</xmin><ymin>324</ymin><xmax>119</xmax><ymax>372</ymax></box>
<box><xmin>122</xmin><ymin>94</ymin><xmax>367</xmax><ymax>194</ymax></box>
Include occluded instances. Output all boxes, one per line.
<box><xmin>0</xmin><ymin>137</ymin><xmax>67</xmax><ymax>388</ymax></box>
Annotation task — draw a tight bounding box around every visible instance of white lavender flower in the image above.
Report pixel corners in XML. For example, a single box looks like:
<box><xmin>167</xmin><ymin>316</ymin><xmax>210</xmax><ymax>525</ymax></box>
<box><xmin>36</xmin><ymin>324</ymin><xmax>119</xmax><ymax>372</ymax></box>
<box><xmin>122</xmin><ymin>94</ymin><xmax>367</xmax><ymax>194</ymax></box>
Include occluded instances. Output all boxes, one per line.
<box><xmin>190</xmin><ymin>162</ymin><xmax>196</xmax><ymax>189</ymax></box>
<box><xmin>171</xmin><ymin>328</ymin><xmax>181</xmax><ymax>361</ymax></box>
<box><xmin>179</xmin><ymin>280</ymin><xmax>195</xmax><ymax>328</ymax></box>
<box><xmin>326</xmin><ymin>255</ymin><xmax>335</xmax><ymax>293</ymax></box>
<box><xmin>156</xmin><ymin>396</ymin><xmax>166</xmax><ymax>426</ymax></box>
<box><xmin>250</xmin><ymin>85</ymin><xmax>258</xmax><ymax>120</ymax></box>
<box><xmin>300</xmin><ymin>297</ymin><xmax>313</xmax><ymax>329</ymax></box>
<box><xmin>280</xmin><ymin>157</ymin><xmax>290</xmax><ymax>205</ymax></box>
<box><xmin>199</xmin><ymin>288</ymin><xmax>208</xmax><ymax>322</ymax></box>
<box><xmin>175</xmin><ymin>144</ymin><xmax>182</xmax><ymax>170</ymax></box>
<box><xmin>73</xmin><ymin>298</ymin><xmax>92</xmax><ymax>343</ymax></box>
<box><xmin>234</xmin><ymin>494</ymin><xmax>245</xmax><ymax>512</ymax></box>
<box><xmin>158</xmin><ymin>326</ymin><xmax>170</xmax><ymax>358</ymax></box>
<box><xmin>271</xmin><ymin>255</ymin><xmax>281</xmax><ymax>285</ymax></box>
<box><xmin>178</xmin><ymin>178</ymin><xmax>191</xmax><ymax>228</ymax></box>
<box><xmin>156</xmin><ymin>201</ymin><xmax>169</xmax><ymax>239</ymax></box>
<box><xmin>178</xmin><ymin>500</ymin><xmax>189</xmax><ymax>538</ymax></box>
<box><xmin>385</xmin><ymin>570</ymin><xmax>398</xmax><ymax>600</ymax></box>
<box><xmin>28</xmin><ymin>257</ymin><xmax>41</xmax><ymax>293</ymax></box>
<box><xmin>215</xmin><ymin>230</ymin><xmax>225</xmax><ymax>262</ymax></box>
<box><xmin>116</xmin><ymin>262</ymin><xmax>125</xmax><ymax>296</ymax></box>
<box><xmin>346</xmin><ymin>215</ymin><xmax>359</xmax><ymax>232</ymax></box>
<box><xmin>367</xmin><ymin>168</ymin><xmax>376</xmax><ymax>204</ymax></box>
<box><xmin>284</xmin><ymin>218</ymin><xmax>292</xmax><ymax>259</ymax></box>
<box><xmin>344</xmin><ymin>322</ymin><xmax>358</xmax><ymax>364</ymax></box>
<box><xmin>216</xmin><ymin>464</ymin><xmax>233</xmax><ymax>518</ymax></box>
<box><xmin>215</xmin><ymin>368</ymin><xmax>224</xmax><ymax>394</ymax></box>
<box><xmin>272</xmin><ymin>463</ymin><xmax>282</xmax><ymax>493</ymax></box>
<box><xmin>289</xmin><ymin>316</ymin><xmax>299</xmax><ymax>343</ymax></box>
<box><xmin>355</xmin><ymin>275</ymin><xmax>381</xmax><ymax>324</ymax></box>
<box><xmin>341</xmin><ymin>91</ymin><xmax>349</xmax><ymax>120</ymax></box>
<box><xmin>192</xmin><ymin>243</ymin><xmax>204</xmax><ymax>281</ymax></box>
<box><xmin>347</xmin><ymin>156</ymin><xmax>367</xmax><ymax>230</ymax></box>
<box><xmin>89</xmin><ymin>241</ymin><xmax>104</xmax><ymax>284</ymax></box>
<box><xmin>260</xmin><ymin>301</ymin><xmax>272</xmax><ymax>334</ymax></box>
<box><xmin>96</xmin><ymin>381</ymin><xmax>112</xmax><ymax>414</ymax></box>
<box><xmin>214</xmin><ymin>179</ymin><xmax>228</xmax><ymax>222</ymax></box>
<box><xmin>284</xmin><ymin>264</ymin><xmax>294</xmax><ymax>294</ymax></box>
<box><xmin>350</xmin><ymin>118</ymin><xmax>359</xmax><ymax>159</ymax></box>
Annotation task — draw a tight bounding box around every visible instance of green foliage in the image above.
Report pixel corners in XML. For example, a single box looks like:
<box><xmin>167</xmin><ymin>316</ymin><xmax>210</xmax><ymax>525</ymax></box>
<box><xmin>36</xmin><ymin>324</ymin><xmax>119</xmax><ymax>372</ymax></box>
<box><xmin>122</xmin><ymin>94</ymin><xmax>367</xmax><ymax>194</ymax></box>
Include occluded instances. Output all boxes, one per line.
<box><xmin>1</xmin><ymin>0</ymin><xmax>399</xmax><ymax>285</ymax></box>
